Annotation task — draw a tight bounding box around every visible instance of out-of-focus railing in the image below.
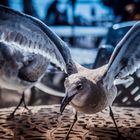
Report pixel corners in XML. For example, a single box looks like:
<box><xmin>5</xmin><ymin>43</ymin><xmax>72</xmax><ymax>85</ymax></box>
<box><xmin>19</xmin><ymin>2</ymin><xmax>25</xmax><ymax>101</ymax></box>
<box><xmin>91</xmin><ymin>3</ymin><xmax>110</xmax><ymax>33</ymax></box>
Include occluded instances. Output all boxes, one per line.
<box><xmin>50</xmin><ymin>26</ymin><xmax>108</xmax><ymax>37</ymax></box>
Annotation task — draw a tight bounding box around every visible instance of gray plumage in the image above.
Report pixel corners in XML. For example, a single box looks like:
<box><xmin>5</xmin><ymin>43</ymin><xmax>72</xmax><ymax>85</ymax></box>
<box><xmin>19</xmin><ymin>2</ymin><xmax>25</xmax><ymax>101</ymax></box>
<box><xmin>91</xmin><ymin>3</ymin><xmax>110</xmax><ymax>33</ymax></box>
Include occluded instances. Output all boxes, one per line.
<box><xmin>60</xmin><ymin>21</ymin><xmax>140</xmax><ymax>114</ymax></box>
<box><xmin>0</xmin><ymin>5</ymin><xmax>76</xmax><ymax>93</ymax></box>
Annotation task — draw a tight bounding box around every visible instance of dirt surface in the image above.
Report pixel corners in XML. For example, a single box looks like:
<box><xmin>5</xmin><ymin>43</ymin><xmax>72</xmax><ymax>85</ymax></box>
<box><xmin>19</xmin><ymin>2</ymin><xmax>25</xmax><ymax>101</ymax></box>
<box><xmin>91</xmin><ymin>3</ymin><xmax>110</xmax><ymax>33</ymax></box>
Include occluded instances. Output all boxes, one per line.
<box><xmin>0</xmin><ymin>105</ymin><xmax>139</xmax><ymax>140</ymax></box>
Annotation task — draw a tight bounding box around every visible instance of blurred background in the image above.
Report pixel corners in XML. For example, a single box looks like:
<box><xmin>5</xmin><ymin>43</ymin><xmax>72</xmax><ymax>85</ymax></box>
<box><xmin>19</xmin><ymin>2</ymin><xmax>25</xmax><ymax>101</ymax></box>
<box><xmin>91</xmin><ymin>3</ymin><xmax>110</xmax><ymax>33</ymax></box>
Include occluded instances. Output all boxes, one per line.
<box><xmin>0</xmin><ymin>0</ymin><xmax>140</xmax><ymax>108</ymax></box>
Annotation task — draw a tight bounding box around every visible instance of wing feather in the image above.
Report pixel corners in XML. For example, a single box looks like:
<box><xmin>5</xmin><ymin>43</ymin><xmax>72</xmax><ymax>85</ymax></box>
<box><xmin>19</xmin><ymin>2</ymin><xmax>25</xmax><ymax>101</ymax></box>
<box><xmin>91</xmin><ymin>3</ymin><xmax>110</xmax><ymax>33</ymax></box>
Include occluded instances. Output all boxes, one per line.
<box><xmin>103</xmin><ymin>21</ymin><xmax>140</xmax><ymax>87</ymax></box>
<box><xmin>0</xmin><ymin>5</ymin><xmax>77</xmax><ymax>74</ymax></box>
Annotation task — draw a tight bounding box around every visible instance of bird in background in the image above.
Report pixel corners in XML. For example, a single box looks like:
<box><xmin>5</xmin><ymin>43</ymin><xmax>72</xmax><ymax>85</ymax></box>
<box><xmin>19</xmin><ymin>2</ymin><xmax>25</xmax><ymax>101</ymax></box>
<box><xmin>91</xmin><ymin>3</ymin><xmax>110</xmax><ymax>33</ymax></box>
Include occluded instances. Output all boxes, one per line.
<box><xmin>0</xmin><ymin>5</ymin><xmax>140</xmax><ymax>140</ymax></box>
<box><xmin>0</xmin><ymin>5</ymin><xmax>76</xmax><ymax>116</ymax></box>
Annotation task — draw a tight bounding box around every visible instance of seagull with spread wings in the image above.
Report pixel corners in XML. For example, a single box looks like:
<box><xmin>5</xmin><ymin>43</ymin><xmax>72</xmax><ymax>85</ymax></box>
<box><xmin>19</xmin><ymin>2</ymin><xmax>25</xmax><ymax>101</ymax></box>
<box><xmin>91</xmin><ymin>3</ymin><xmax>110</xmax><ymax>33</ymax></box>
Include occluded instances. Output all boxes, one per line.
<box><xmin>60</xmin><ymin>21</ymin><xmax>140</xmax><ymax>139</ymax></box>
<box><xmin>0</xmin><ymin>5</ymin><xmax>139</xmax><ymax>139</ymax></box>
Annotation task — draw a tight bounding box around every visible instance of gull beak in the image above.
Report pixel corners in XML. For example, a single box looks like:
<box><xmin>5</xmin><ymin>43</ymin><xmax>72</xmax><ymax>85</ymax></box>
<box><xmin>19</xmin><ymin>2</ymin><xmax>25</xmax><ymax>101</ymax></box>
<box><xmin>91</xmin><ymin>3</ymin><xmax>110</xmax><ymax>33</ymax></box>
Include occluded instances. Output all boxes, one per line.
<box><xmin>60</xmin><ymin>91</ymin><xmax>77</xmax><ymax>114</ymax></box>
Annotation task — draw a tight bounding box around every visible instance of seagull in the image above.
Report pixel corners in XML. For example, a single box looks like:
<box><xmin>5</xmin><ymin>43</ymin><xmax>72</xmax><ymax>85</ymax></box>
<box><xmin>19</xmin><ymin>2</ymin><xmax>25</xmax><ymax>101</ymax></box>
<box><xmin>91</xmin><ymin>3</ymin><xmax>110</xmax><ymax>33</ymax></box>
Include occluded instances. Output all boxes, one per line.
<box><xmin>60</xmin><ymin>21</ymin><xmax>140</xmax><ymax>139</ymax></box>
<box><xmin>0</xmin><ymin>5</ymin><xmax>77</xmax><ymax>116</ymax></box>
<box><xmin>0</xmin><ymin>5</ymin><xmax>139</xmax><ymax>139</ymax></box>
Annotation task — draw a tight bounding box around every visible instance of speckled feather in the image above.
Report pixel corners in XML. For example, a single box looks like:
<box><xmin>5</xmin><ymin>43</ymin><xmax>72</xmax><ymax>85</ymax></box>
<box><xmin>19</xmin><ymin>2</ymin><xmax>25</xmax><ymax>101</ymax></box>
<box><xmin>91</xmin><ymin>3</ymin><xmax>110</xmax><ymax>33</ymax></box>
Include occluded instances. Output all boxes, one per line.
<box><xmin>0</xmin><ymin>5</ymin><xmax>76</xmax><ymax>92</ymax></box>
<box><xmin>103</xmin><ymin>21</ymin><xmax>140</xmax><ymax>89</ymax></box>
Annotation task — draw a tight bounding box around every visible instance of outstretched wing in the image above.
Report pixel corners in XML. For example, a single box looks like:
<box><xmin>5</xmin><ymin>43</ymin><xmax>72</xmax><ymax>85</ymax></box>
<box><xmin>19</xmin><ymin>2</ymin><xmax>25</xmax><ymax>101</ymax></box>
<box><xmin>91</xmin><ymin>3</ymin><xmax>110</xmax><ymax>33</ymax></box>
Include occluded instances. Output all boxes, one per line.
<box><xmin>0</xmin><ymin>5</ymin><xmax>77</xmax><ymax>75</ymax></box>
<box><xmin>103</xmin><ymin>21</ymin><xmax>140</xmax><ymax>87</ymax></box>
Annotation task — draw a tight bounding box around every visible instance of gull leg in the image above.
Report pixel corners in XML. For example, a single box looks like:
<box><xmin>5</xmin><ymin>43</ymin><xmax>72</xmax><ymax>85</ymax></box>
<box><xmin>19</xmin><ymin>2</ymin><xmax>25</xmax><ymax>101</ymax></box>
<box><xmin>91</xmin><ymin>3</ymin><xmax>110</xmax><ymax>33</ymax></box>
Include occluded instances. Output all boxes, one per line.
<box><xmin>64</xmin><ymin>111</ymin><xmax>77</xmax><ymax>140</ymax></box>
<box><xmin>109</xmin><ymin>106</ymin><xmax>125</xmax><ymax>140</ymax></box>
<box><xmin>8</xmin><ymin>92</ymin><xmax>30</xmax><ymax>118</ymax></box>
<box><xmin>0</xmin><ymin>88</ymin><xmax>1</xmax><ymax>97</ymax></box>
<box><xmin>22</xmin><ymin>92</ymin><xmax>31</xmax><ymax>113</ymax></box>
<box><xmin>109</xmin><ymin>106</ymin><xmax>120</xmax><ymax>134</ymax></box>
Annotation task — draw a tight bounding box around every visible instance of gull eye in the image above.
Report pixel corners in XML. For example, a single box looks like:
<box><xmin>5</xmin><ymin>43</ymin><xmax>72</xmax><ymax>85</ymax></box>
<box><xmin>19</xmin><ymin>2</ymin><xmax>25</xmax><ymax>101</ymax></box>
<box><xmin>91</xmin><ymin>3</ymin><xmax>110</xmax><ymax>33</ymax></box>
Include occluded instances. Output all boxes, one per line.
<box><xmin>65</xmin><ymin>77</ymin><xmax>68</xmax><ymax>80</ymax></box>
<box><xmin>76</xmin><ymin>83</ymin><xmax>83</xmax><ymax>90</ymax></box>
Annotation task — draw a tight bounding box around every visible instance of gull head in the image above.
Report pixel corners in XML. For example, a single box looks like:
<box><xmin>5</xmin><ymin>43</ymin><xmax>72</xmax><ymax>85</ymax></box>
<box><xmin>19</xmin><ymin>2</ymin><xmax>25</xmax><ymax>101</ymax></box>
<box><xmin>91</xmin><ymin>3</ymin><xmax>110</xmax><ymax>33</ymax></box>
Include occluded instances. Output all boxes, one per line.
<box><xmin>60</xmin><ymin>72</ymin><xmax>104</xmax><ymax>114</ymax></box>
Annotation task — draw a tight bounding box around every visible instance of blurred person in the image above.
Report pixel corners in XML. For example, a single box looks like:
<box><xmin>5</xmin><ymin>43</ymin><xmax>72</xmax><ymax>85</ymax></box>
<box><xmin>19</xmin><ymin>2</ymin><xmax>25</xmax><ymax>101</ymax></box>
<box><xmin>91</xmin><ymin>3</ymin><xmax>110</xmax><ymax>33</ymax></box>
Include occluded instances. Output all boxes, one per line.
<box><xmin>23</xmin><ymin>0</ymin><xmax>38</xmax><ymax>18</ymax></box>
<box><xmin>45</xmin><ymin>0</ymin><xmax>59</xmax><ymax>25</ymax></box>
<box><xmin>69</xmin><ymin>0</ymin><xmax>76</xmax><ymax>24</ymax></box>
<box><xmin>102</xmin><ymin>0</ymin><xmax>140</xmax><ymax>22</ymax></box>
<box><xmin>124</xmin><ymin>2</ymin><xmax>140</xmax><ymax>21</ymax></box>
<box><xmin>45</xmin><ymin>0</ymin><xmax>68</xmax><ymax>25</ymax></box>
